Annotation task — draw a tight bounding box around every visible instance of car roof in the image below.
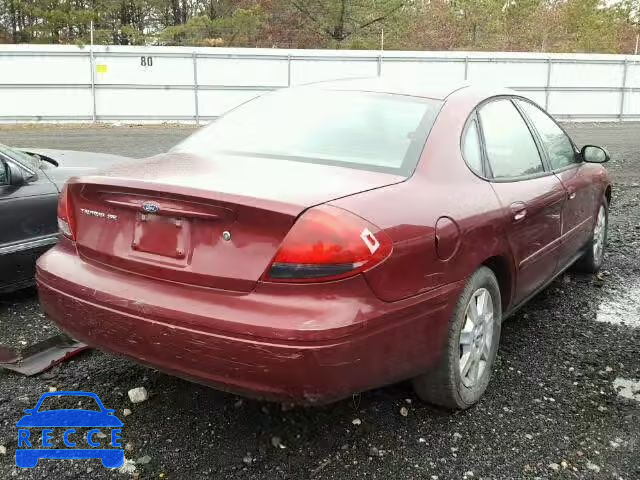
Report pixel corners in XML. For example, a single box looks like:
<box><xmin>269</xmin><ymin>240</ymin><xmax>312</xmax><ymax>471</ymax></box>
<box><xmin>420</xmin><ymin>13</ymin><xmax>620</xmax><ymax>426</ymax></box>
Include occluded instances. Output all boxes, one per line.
<box><xmin>306</xmin><ymin>77</ymin><xmax>514</xmax><ymax>101</ymax></box>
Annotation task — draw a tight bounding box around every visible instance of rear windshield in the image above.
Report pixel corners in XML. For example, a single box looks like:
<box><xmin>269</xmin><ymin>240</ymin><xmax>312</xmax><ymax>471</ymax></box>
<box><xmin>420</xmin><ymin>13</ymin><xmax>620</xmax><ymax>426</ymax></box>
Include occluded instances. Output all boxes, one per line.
<box><xmin>172</xmin><ymin>88</ymin><xmax>442</xmax><ymax>176</ymax></box>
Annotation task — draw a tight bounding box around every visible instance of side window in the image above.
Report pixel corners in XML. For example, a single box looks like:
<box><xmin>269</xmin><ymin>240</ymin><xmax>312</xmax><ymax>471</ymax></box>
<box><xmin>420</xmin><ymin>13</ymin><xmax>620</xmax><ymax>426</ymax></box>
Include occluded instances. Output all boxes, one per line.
<box><xmin>479</xmin><ymin>99</ymin><xmax>544</xmax><ymax>179</ymax></box>
<box><xmin>463</xmin><ymin>119</ymin><xmax>483</xmax><ymax>175</ymax></box>
<box><xmin>516</xmin><ymin>100</ymin><xmax>578</xmax><ymax>170</ymax></box>
<box><xmin>0</xmin><ymin>161</ymin><xmax>8</xmax><ymax>185</ymax></box>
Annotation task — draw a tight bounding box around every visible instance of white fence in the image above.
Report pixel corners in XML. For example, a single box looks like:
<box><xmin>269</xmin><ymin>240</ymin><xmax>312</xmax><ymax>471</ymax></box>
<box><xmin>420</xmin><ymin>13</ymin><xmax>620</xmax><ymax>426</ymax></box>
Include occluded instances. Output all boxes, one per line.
<box><xmin>0</xmin><ymin>44</ymin><xmax>639</xmax><ymax>123</ymax></box>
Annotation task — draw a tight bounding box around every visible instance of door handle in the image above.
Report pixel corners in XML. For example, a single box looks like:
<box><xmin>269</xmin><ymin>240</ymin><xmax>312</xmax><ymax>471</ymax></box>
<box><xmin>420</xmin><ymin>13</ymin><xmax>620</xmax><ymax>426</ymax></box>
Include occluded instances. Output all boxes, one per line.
<box><xmin>509</xmin><ymin>202</ymin><xmax>527</xmax><ymax>222</ymax></box>
<box><xmin>514</xmin><ymin>210</ymin><xmax>527</xmax><ymax>221</ymax></box>
<box><xmin>568</xmin><ymin>191</ymin><xmax>576</xmax><ymax>200</ymax></box>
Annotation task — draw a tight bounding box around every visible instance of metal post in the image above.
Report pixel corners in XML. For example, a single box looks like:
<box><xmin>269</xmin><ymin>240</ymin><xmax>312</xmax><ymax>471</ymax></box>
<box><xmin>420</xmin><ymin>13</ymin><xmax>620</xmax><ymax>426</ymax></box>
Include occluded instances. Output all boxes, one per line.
<box><xmin>619</xmin><ymin>59</ymin><xmax>628</xmax><ymax>122</ymax></box>
<box><xmin>287</xmin><ymin>55</ymin><xmax>292</xmax><ymax>87</ymax></box>
<box><xmin>192</xmin><ymin>52</ymin><xmax>199</xmax><ymax>125</ymax></box>
<box><xmin>377</xmin><ymin>55</ymin><xmax>382</xmax><ymax>77</ymax></box>
<box><xmin>464</xmin><ymin>56</ymin><xmax>469</xmax><ymax>81</ymax></box>
<box><xmin>544</xmin><ymin>58</ymin><xmax>552</xmax><ymax>110</ymax></box>
<box><xmin>89</xmin><ymin>21</ymin><xmax>96</xmax><ymax>123</ymax></box>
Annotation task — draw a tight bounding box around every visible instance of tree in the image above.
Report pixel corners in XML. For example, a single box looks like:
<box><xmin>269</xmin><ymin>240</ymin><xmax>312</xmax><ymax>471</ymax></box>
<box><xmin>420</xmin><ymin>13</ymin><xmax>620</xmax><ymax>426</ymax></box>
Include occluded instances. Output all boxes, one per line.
<box><xmin>286</xmin><ymin>0</ymin><xmax>405</xmax><ymax>45</ymax></box>
<box><xmin>159</xmin><ymin>7</ymin><xmax>265</xmax><ymax>46</ymax></box>
<box><xmin>0</xmin><ymin>0</ymin><xmax>636</xmax><ymax>53</ymax></box>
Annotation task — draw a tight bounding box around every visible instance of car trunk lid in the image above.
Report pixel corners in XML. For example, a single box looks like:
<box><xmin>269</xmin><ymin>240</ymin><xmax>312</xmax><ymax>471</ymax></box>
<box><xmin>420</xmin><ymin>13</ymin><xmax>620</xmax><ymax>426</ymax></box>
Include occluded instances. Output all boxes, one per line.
<box><xmin>66</xmin><ymin>152</ymin><xmax>404</xmax><ymax>292</ymax></box>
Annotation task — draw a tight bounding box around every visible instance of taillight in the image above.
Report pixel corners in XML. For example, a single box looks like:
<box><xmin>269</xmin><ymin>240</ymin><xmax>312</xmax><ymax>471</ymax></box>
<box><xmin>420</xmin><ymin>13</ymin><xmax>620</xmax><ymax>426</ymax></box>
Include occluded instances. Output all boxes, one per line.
<box><xmin>57</xmin><ymin>183</ymin><xmax>76</xmax><ymax>240</ymax></box>
<box><xmin>263</xmin><ymin>205</ymin><xmax>392</xmax><ymax>283</ymax></box>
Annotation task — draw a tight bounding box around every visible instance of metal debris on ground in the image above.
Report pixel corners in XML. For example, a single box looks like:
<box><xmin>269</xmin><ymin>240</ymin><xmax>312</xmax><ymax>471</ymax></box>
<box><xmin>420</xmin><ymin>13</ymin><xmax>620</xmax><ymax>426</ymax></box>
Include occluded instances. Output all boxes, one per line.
<box><xmin>0</xmin><ymin>334</ymin><xmax>88</xmax><ymax>376</ymax></box>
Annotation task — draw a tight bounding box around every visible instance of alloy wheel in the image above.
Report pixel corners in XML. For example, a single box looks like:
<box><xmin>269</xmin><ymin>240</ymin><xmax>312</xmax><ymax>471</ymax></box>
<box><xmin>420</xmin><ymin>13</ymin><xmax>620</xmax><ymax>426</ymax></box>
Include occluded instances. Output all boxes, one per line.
<box><xmin>459</xmin><ymin>288</ymin><xmax>494</xmax><ymax>389</ymax></box>
<box><xmin>593</xmin><ymin>205</ymin><xmax>606</xmax><ymax>263</ymax></box>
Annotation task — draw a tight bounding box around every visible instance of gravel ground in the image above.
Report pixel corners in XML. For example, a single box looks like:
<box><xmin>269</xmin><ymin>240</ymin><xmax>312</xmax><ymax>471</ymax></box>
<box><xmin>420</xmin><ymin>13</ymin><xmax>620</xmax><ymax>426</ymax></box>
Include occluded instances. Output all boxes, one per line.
<box><xmin>0</xmin><ymin>123</ymin><xmax>639</xmax><ymax>480</ymax></box>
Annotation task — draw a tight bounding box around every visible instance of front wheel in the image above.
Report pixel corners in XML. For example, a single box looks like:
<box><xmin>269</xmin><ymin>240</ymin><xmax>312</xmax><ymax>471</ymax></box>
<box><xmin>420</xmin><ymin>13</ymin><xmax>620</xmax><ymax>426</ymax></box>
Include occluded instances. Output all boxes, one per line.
<box><xmin>413</xmin><ymin>267</ymin><xmax>502</xmax><ymax>409</ymax></box>
<box><xmin>573</xmin><ymin>201</ymin><xmax>608</xmax><ymax>273</ymax></box>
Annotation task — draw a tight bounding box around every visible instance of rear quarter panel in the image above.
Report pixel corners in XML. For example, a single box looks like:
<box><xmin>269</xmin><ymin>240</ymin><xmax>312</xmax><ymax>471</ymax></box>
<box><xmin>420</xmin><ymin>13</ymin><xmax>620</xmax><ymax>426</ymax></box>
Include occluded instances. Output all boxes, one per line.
<box><xmin>330</xmin><ymin>87</ymin><xmax>516</xmax><ymax>304</ymax></box>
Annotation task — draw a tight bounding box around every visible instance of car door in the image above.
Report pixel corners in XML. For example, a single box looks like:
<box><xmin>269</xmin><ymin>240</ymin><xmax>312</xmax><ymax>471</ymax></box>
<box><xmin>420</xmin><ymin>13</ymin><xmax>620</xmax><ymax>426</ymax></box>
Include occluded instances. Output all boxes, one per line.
<box><xmin>515</xmin><ymin>99</ymin><xmax>595</xmax><ymax>268</ymax></box>
<box><xmin>477</xmin><ymin>98</ymin><xmax>566</xmax><ymax>305</ymax></box>
<box><xmin>0</xmin><ymin>155</ymin><xmax>59</xmax><ymax>291</ymax></box>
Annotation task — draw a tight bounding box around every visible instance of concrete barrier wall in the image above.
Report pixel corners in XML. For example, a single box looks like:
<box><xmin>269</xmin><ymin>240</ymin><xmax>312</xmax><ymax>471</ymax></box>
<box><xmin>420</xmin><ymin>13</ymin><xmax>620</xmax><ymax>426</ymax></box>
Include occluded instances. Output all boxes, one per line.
<box><xmin>0</xmin><ymin>45</ymin><xmax>638</xmax><ymax>123</ymax></box>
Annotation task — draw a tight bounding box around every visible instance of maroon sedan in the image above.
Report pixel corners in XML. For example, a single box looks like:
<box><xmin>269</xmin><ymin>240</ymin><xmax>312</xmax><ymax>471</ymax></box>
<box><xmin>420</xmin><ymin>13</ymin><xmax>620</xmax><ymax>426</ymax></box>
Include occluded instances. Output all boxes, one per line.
<box><xmin>37</xmin><ymin>80</ymin><xmax>611</xmax><ymax>408</ymax></box>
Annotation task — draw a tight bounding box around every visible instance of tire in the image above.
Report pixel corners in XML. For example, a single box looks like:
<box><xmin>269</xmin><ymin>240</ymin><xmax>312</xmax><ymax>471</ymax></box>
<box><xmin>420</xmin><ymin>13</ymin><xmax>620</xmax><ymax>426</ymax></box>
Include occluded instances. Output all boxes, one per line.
<box><xmin>413</xmin><ymin>266</ymin><xmax>502</xmax><ymax>409</ymax></box>
<box><xmin>573</xmin><ymin>200</ymin><xmax>608</xmax><ymax>274</ymax></box>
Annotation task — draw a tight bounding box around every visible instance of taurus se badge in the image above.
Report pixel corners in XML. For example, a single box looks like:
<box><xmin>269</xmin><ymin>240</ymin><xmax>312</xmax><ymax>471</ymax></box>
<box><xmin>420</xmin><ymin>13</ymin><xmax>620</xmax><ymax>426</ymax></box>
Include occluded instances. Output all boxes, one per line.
<box><xmin>80</xmin><ymin>208</ymin><xmax>118</xmax><ymax>221</ymax></box>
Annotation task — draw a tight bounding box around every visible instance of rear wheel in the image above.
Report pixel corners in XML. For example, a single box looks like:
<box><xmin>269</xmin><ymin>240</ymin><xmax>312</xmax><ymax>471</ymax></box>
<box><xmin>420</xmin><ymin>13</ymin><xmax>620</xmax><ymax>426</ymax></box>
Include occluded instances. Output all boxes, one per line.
<box><xmin>573</xmin><ymin>201</ymin><xmax>608</xmax><ymax>273</ymax></box>
<box><xmin>413</xmin><ymin>267</ymin><xmax>502</xmax><ymax>409</ymax></box>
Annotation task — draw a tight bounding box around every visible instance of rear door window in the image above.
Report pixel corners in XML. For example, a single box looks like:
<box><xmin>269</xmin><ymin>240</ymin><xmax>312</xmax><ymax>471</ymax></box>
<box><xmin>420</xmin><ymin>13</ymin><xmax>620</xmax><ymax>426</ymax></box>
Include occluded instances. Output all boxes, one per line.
<box><xmin>479</xmin><ymin>99</ymin><xmax>545</xmax><ymax>180</ymax></box>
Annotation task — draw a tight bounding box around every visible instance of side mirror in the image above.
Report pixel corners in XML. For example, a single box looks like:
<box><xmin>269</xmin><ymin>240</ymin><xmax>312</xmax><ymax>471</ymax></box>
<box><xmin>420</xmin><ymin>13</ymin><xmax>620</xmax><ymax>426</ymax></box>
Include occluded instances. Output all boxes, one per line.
<box><xmin>581</xmin><ymin>145</ymin><xmax>610</xmax><ymax>164</ymax></box>
<box><xmin>7</xmin><ymin>161</ymin><xmax>28</xmax><ymax>187</ymax></box>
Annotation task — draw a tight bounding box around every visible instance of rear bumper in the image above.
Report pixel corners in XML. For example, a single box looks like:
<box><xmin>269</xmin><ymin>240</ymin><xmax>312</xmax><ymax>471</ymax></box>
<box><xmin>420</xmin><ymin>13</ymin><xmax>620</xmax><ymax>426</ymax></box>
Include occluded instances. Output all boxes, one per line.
<box><xmin>37</xmin><ymin>241</ymin><xmax>462</xmax><ymax>404</ymax></box>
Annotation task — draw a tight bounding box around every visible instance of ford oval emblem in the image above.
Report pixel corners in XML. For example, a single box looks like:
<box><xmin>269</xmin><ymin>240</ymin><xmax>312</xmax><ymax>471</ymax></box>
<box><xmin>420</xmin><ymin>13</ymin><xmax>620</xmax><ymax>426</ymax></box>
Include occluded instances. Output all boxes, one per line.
<box><xmin>142</xmin><ymin>202</ymin><xmax>160</xmax><ymax>214</ymax></box>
